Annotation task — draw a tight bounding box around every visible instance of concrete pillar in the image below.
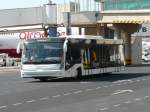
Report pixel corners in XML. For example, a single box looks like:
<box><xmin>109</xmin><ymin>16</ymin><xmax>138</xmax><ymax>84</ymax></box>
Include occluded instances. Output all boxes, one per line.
<box><xmin>78</xmin><ymin>27</ymin><xmax>85</xmax><ymax>35</ymax></box>
<box><xmin>131</xmin><ymin>36</ymin><xmax>142</xmax><ymax>65</ymax></box>
<box><xmin>114</xmin><ymin>28</ymin><xmax>120</xmax><ymax>40</ymax></box>
<box><xmin>124</xmin><ymin>32</ymin><xmax>132</xmax><ymax>65</ymax></box>
<box><xmin>99</xmin><ymin>24</ymin><xmax>107</xmax><ymax>37</ymax></box>
<box><xmin>96</xmin><ymin>24</ymin><xmax>100</xmax><ymax>35</ymax></box>
<box><xmin>113</xmin><ymin>23</ymin><xmax>142</xmax><ymax>65</ymax></box>
<box><xmin>114</xmin><ymin>28</ymin><xmax>125</xmax><ymax>65</ymax></box>
<box><xmin>79</xmin><ymin>27</ymin><xmax>82</xmax><ymax>35</ymax></box>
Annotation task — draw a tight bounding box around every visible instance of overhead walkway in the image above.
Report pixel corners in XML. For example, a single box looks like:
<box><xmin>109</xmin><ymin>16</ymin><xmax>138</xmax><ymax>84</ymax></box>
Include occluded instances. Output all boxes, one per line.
<box><xmin>0</xmin><ymin>4</ymin><xmax>100</xmax><ymax>35</ymax></box>
<box><xmin>0</xmin><ymin>4</ymin><xmax>57</xmax><ymax>29</ymax></box>
<box><xmin>98</xmin><ymin>9</ymin><xmax>150</xmax><ymax>24</ymax></box>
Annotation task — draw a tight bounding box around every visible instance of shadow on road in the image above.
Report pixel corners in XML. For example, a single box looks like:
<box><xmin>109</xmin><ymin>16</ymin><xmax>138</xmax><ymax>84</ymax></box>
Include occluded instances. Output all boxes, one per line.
<box><xmin>28</xmin><ymin>72</ymin><xmax>150</xmax><ymax>83</ymax></box>
<box><xmin>126</xmin><ymin>63</ymin><xmax>150</xmax><ymax>67</ymax></box>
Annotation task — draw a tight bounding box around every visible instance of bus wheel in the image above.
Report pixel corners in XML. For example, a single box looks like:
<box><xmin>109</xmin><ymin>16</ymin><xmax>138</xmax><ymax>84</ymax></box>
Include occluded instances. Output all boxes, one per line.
<box><xmin>39</xmin><ymin>78</ymin><xmax>48</xmax><ymax>82</ymax></box>
<box><xmin>75</xmin><ymin>68</ymin><xmax>82</xmax><ymax>80</ymax></box>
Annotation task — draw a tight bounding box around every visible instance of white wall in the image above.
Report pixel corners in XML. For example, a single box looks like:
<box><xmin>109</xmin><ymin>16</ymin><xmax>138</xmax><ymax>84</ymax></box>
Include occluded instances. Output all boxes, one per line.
<box><xmin>131</xmin><ymin>36</ymin><xmax>142</xmax><ymax>65</ymax></box>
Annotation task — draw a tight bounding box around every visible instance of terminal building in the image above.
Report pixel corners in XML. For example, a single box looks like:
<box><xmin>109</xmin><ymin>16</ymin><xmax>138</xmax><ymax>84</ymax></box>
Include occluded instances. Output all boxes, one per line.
<box><xmin>0</xmin><ymin>0</ymin><xmax>150</xmax><ymax>65</ymax></box>
<box><xmin>96</xmin><ymin>0</ymin><xmax>150</xmax><ymax>65</ymax></box>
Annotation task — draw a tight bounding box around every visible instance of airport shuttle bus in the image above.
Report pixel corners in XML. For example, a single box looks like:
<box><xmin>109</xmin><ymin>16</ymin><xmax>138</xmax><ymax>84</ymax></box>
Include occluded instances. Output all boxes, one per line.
<box><xmin>17</xmin><ymin>35</ymin><xmax>124</xmax><ymax>81</ymax></box>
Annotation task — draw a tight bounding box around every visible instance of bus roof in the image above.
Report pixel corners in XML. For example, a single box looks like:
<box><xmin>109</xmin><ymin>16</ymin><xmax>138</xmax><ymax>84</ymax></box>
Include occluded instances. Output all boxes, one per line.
<box><xmin>66</xmin><ymin>35</ymin><xmax>123</xmax><ymax>45</ymax></box>
<box><xmin>65</xmin><ymin>35</ymin><xmax>103</xmax><ymax>40</ymax></box>
<box><xmin>23</xmin><ymin>35</ymin><xmax>123</xmax><ymax>45</ymax></box>
<box><xmin>23</xmin><ymin>37</ymin><xmax>65</xmax><ymax>43</ymax></box>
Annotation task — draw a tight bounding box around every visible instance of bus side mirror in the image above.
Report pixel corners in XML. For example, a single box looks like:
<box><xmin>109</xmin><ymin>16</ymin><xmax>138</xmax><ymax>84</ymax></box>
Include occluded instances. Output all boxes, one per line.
<box><xmin>16</xmin><ymin>42</ymin><xmax>21</xmax><ymax>54</ymax></box>
<box><xmin>63</xmin><ymin>40</ymin><xmax>68</xmax><ymax>53</ymax></box>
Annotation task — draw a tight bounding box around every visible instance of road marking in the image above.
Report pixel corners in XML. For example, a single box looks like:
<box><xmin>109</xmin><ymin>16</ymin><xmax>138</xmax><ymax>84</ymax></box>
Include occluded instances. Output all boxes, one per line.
<box><xmin>143</xmin><ymin>96</ymin><xmax>149</xmax><ymax>99</ymax></box>
<box><xmin>63</xmin><ymin>93</ymin><xmax>72</xmax><ymax>96</ymax></box>
<box><xmin>0</xmin><ymin>106</ymin><xmax>7</xmax><ymax>109</ymax></box>
<box><xmin>113</xmin><ymin>80</ymin><xmax>132</xmax><ymax>84</ymax></box>
<box><xmin>109</xmin><ymin>84</ymin><xmax>115</xmax><ymax>87</ymax></box>
<box><xmin>111</xmin><ymin>89</ymin><xmax>133</xmax><ymax>95</ymax></box>
<box><xmin>103</xmin><ymin>85</ymin><xmax>109</xmax><ymax>88</ymax></box>
<box><xmin>95</xmin><ymin>86</ymin><xmax>101</xmax><ymax>90</ymax></box>
<box><xmin>85</xmin><ymin>88</ymin><xmax>94</xmax><ymax>92</ymax></box>
<box><xmin>124</xmin><ymin>101</ymin><xmax>132</xmax><ymax>104</ymax></box>
<box><xmin>127</xmin><ymin>81</ymin><xmax>134</xmax><ymax>84</ymax></box>
<box><xmin>39</xmin><ymin>97</ymin><xmax>49</xmax><ymax>101</ymax></box>
<box><xmin>113</xmin><ymin>104</ymin><xmax>121</xmax><ymax>107</ymax></box>
<box><xmin>134</xmin><ymin>98</ymin><xmax>142</xmax><ymax>101</ymax></box>
<box><xmin>99</xmin><ymin>107</ymin><xmax>109</xmax><ymax>111</ymax></box>
<box><xmin>80</xmin><ymin>81</ymin><xmax>90</xmax><ymax>84</ymax></box>
<box><xmin>135</xmin><ymin>80</ymin><xmax>140</xmax><ymax>82</ymax></box>
<box><xmin>12</xmin><ymin>103</ymin><xmax>22</xmax><ymax>106</ymax></box>
<box><xmin>26</xmin><ymin>99</ymin><xmax>36</xmax><ymax>103</ymax></box>
<box><xmin>97</xmin><ymin>95</ymin><xmax>149</xmax><ymax>111</ymax></box>
<box><xmin>142</xmin><ymin>79</ymin><xmax>147</xmax><ymax>81</ymax></box>
<box><xmin>52</xmin><ymin>95</ymin><xmax>61</xmax><ymax>98</ymax></box>
<box><xmin>122</xmin><ymin>82</ymin><xmax>129</xmax><ymax>85</ymax></box>
<box><xmin>73</xmin><ymin>90</ymin><xmax>83</xmax><ymax>94</ymax></box>
<box><xmin>116</xmin><ymin>83</ymin><xmax>123</xmax><ymax>86</ymax></box>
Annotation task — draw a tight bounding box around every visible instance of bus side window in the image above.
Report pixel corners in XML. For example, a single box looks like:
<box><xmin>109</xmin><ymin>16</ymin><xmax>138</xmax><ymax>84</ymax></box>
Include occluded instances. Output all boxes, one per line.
<box><xmin>81</xmin><ymin>47</ymin><xmax>97</xmax><ymax>69</ymax></box>
<box><xmin>66</xmin><ymin>46</ymin><xmax>81</xmax><ymax>67</ymax></box>
<box><xmin>71</xmin><ymin>47</ymin><xmax>81</xmax><ymax>63</ymax></box>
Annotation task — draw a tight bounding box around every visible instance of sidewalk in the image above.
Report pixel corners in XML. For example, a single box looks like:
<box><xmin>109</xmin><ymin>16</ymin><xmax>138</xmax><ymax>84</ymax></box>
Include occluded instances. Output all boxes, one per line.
<box><xmin>0</xmin><ymin>66</ymin><xmax>20</xmax><ymax>72</ymax></box>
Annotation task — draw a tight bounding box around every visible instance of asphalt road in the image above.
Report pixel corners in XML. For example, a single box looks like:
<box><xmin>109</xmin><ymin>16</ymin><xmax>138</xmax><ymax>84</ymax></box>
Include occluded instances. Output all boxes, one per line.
<box><xmin>0</xmin><ymin>66</ymin><xmax>150</xmax><ymax>112</ymax></box>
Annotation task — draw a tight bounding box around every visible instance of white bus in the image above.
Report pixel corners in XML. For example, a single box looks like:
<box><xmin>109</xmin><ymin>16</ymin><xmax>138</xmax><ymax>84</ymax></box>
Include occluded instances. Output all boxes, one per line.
<box><xmin>17</xmin><ymin>35</ymin><xmax>124</xmax><ymax>81</ymax></box>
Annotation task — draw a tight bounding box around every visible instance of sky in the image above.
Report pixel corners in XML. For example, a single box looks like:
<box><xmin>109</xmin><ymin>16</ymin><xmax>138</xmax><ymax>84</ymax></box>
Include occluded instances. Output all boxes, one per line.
<box><xmin>0</xmin><ymin>0</ymin><xmax>99</xmax><ymax>11</ymax></box>
<box><xmin>0</xmin><ymin>0</ymin><xmax>66</xmax><ymax>9</ymax></box>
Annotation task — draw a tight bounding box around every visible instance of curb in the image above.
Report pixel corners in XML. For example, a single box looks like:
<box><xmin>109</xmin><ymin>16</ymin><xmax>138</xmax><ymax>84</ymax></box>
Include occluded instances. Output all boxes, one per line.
<box><xmin>0</xmin><ymin>66</ymin><xmax>20</xmax><ymax>72</ymax></box>
<box><xmin>126</xmin><ymin>64</ymin><xmax>150</xmax><ymax>67</ymax></box>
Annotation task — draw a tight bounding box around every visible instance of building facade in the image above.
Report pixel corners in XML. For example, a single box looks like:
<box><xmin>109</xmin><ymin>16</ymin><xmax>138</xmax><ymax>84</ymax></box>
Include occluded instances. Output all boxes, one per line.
<box><xmin>104</xmin><ymin>0</ymin><xmax>150</xmax><ymax>10</ymax></box>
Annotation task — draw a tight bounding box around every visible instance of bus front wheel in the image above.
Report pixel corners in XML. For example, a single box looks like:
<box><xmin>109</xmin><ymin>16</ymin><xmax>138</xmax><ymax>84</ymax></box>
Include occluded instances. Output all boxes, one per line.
<box><xmin>38</xmin><ymin>78</ymin><xmax>48</xmax><ymax>82</ymax></box>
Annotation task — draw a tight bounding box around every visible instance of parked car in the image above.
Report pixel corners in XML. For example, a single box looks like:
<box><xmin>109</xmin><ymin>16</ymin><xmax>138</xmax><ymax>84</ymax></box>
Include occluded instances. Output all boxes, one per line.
<box><xmin>0</xmin><ymin>53</ymin><xmax>14</xmax><ymax>66</ymax></box>
<box><xmin>142</xmin><ymin>52</ymin><xmax>150</xmax><ymax>62</ymax></box>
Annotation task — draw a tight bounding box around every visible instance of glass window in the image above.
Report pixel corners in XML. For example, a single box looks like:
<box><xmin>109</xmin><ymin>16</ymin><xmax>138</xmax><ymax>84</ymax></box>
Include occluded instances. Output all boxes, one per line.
<box><xmin>104</xmin><ymin>0</ymin><xmax>150</xmax><ymax>10</ymax></box>
<box><xmin>22</xmin><ymin>39</ymin><xmax>64</xmax><ymax>64</ymax></box>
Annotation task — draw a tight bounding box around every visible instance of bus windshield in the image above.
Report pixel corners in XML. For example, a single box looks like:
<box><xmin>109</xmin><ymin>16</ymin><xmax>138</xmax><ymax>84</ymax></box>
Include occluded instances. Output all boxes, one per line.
<box><xmin>22</xmin><ymin>39</ymin><xmax>64</xmax><ymax>64</ymax></box>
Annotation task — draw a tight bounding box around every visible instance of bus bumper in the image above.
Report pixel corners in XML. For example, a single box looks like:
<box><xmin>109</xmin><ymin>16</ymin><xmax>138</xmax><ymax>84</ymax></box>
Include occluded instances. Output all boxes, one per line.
<box><xmin>21</xmin><ymin>69</ymin><xmax>64</xmax><ymax>78</ymax></box>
